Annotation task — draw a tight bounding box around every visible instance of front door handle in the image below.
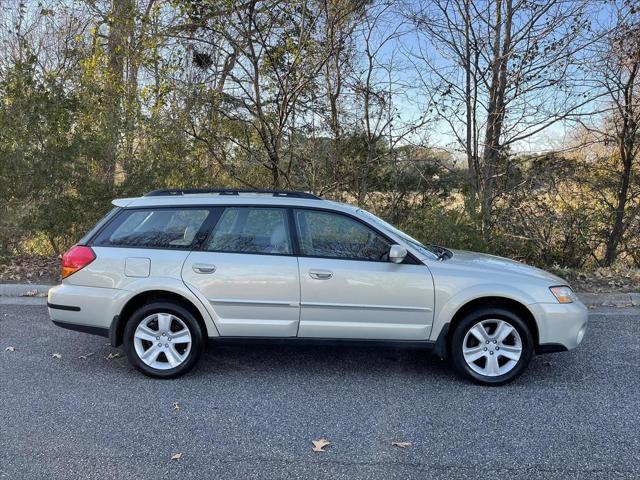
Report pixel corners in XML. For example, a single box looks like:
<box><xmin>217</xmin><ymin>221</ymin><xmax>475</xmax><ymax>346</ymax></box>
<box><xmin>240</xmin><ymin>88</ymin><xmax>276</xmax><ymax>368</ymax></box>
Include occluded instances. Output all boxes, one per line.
<box><xmin>309</xmin><ymin>269</ymin><xmax>333</xmax><ymax>280</ymax></box>
<box><xmin>193</xmin><ymin>263</ymin><xmax>216</xmax><ymax>274</ymax></box>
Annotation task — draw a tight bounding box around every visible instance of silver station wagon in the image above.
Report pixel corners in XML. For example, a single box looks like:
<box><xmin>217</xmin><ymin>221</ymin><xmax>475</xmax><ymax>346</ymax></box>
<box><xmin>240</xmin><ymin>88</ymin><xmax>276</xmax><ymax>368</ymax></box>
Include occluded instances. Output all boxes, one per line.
<box><xmin>48</xmin><ymin>189</ymin><xmax>588</xmax><ymax>385</ymax></box>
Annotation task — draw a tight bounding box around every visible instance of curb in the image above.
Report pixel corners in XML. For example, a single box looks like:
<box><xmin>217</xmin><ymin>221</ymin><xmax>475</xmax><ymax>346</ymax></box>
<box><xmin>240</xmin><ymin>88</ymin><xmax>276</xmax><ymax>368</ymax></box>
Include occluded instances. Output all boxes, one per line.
<box><xmin>0</xmin><ymin>283</ymin><xmax>52</xmax><ymax>298</ymax></box>
<box><xmin>578</xmin><ymin>292</ymin><xmax>640</xmax><ymax>308</ymax></box>
<box><xmin>0</xmin><ymin>283</ymin><xmax>638</xmax><ymax>308</ymax></box>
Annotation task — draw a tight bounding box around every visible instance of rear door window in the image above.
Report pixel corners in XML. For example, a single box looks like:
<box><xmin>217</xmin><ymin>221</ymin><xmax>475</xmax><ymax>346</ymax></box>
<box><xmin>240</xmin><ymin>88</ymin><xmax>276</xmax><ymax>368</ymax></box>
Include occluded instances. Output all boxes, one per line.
<box><xmin>205</xmin><ymin>207</ymin><xmax>291</xmax><ymax>255</ymax></box>
<box><xmin>93</xmin><ymin>208</ymin><xmax>211</xmax><ymax>249</ymax></box>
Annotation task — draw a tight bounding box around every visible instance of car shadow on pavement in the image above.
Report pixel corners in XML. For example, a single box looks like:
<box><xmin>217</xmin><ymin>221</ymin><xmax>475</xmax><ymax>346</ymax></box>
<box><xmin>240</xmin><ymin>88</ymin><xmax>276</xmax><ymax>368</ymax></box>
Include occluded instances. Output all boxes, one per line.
<box><xmin>196</xmin><ymin>343</ymin><xmax>452</xmax><ymax>378</ymax></box>
<box><xmin>185</xmin><ymin>341</ymin><xmax>586</xmax><ymax>388</ymax></box>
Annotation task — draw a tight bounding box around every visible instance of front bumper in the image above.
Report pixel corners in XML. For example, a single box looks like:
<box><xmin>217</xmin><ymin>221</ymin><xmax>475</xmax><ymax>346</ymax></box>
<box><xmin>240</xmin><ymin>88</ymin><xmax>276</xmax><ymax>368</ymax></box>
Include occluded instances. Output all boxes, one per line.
<box><xmin>529</xmin><ymin>300</ymin><xmax>589</xmax><ymax>352</ymax></box>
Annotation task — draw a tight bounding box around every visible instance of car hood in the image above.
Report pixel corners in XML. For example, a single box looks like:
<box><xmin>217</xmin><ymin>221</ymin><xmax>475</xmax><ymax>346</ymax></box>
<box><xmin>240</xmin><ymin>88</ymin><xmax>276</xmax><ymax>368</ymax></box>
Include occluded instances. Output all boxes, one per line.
<box><xmin>444</xmin><ymin>249</ymin><xmax>566</xmax><ymax>284</ymax></box>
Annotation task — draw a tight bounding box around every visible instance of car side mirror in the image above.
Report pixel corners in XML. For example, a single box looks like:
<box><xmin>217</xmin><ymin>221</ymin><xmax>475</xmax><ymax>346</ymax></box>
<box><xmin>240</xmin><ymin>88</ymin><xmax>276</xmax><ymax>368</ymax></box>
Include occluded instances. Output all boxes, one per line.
<box><xmin>389</xmin><ymin>244</ymin><xmax>407</xmax><ymax>264</ymax></box>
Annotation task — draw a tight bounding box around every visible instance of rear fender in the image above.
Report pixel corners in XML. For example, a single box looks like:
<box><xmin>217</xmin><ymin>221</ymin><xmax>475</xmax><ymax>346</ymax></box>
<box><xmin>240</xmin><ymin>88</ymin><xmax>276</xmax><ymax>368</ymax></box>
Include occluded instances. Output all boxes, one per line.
<box><xmin>119</xmin><ymin>277</ymin><xmax>220</xmax><ymax>337</ymax></box>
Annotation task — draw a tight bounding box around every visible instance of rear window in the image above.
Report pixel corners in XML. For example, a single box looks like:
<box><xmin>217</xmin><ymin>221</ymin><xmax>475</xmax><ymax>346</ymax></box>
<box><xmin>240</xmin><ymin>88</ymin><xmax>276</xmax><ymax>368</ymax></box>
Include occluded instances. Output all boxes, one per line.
<box><xmin>93</xmin><ymin>208</ymin><xmax>210</xmax><ymax>249</ymax></box>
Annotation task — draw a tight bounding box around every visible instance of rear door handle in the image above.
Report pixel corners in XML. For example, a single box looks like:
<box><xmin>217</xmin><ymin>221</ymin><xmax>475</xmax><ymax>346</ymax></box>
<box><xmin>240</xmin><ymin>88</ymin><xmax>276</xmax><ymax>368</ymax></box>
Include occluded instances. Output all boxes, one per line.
<box><xmin>193</xmin><ymin>263</ymin><xmax>216</xmax><ymax>274</ymax></box>
<box><xmin>309</xmin><ymin>269</ymin><xmax>333</xmax><ymax>280</ymax></box>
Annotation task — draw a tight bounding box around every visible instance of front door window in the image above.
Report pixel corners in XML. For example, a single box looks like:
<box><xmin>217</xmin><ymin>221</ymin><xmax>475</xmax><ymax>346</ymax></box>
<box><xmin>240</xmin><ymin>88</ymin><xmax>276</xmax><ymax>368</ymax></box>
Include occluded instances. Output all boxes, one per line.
<box><xmin>293</xmin><ymin>209</ymin><xmax>390</xmax><ymax>261</ymax></box>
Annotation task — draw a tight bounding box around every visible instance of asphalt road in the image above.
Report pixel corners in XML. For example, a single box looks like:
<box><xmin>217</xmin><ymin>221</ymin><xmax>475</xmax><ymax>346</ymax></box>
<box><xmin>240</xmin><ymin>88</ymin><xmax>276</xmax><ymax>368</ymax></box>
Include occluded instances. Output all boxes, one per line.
<box><xmin>1</xmin><ymin>303</ymin><xmax>638</xmax><ymax>479</ymax></box>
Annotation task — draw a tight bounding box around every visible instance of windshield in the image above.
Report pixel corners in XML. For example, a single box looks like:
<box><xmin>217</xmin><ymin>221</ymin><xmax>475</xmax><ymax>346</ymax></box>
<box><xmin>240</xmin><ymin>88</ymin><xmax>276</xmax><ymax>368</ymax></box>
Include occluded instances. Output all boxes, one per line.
<box><xmin>356</xmin><ymin>209</ymin><xmax>439</xmax><ymax>259</ymax></box>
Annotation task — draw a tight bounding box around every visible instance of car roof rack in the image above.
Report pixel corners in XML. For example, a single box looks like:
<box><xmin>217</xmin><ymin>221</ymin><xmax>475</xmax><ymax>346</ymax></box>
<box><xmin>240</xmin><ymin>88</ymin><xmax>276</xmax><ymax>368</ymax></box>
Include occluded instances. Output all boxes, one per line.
<box><xmin>144</xmin><ymin>188</ymin><xmax>322</xmax><ymax>200</ymax></box>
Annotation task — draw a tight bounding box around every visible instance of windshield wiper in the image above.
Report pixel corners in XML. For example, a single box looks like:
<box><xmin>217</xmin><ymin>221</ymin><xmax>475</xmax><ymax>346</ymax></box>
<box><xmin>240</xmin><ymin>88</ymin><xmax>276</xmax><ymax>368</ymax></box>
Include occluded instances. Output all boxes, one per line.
<box><xmin>436</xmin><ymin>249</ymin><xmax>450</xmax><ymax>261</ymax></box>
<box><xmin>425</xmin><ymin>243</ymin><xmax>450</xmax><ymax>260</ymax></box>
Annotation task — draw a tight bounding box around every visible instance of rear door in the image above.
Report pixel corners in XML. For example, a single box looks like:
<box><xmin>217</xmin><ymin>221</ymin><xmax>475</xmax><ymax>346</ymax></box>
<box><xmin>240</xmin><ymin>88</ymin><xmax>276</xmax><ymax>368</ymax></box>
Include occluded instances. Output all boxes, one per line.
<box><xmin>182</xmin><ymin>206</ymin><xmax>301</xmax><ymax>337</ymax></box>
<box><xmin>293</xmin><ymin>208</ymin><xmax>434</xmax><ymax>340</ymax></box>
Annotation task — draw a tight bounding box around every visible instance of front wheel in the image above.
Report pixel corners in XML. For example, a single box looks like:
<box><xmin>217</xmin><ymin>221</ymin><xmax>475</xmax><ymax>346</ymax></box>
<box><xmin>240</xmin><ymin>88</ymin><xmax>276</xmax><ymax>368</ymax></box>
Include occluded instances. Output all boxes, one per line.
<box><xmin>450</xmin><ymin>308</ymin><xmax>533</xmax><ymax>386</ymax></box>
<box><xmin>123</xmin><ymin>301</ymin><xmax>204</xmax><ymax>378</ymax></box>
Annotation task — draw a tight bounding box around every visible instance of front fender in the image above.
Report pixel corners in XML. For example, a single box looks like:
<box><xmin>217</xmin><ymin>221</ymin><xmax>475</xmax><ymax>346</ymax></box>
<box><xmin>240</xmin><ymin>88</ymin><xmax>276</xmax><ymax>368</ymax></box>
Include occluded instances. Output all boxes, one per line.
<box><xmin>429</xmin><ymin>283</ymin><xmax>537</xmax><ymax>341</ymax></box>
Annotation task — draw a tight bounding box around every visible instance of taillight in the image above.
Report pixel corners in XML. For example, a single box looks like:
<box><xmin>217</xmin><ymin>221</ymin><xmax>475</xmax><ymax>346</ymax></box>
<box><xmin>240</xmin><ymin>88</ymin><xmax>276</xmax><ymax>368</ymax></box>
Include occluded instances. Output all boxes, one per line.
<box><xmin>61</xmin><ymin>246</ymin><xmax>96</xmax><ymax>279</ymax></box>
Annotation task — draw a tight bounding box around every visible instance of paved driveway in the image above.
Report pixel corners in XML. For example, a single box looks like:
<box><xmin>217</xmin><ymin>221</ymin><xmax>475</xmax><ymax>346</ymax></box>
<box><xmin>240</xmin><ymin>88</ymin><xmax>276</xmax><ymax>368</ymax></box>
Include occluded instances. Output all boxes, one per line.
<box><xmin>1</xmin><ymin>303</ymin><xmax>638</xmax><ymax>479</ymax></box>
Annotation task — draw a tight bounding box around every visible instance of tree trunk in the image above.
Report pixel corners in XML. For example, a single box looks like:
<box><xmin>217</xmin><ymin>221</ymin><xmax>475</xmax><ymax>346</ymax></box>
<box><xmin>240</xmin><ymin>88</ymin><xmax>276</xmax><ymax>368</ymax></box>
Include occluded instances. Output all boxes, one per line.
<box><xmin>463</xmin><ymin>0</ymin><xmax>478</xmax><ymax>214</ymax></box>
<box><xmin>102</xmin><ymin>0</ymin><xmax>133</xmax><ymax>186</ymax></box>
<box><xmin>604</xmin><ymin>159</ymin><xmax>631</xmax><ymax>266</ymax></box>
<box><xmin>603</xmin><ymin>57</ymin><xmax>638</xmax><ymax>266</ymax></box>
<box><xmin>269</xmin><ymin>148</ymin><xmax>280</xmax><ymax>188</ymax></box>
<box><xmin>480</xmin><ymin>0</ymin><xmax>512</xmax><ymax>235</ymax></box>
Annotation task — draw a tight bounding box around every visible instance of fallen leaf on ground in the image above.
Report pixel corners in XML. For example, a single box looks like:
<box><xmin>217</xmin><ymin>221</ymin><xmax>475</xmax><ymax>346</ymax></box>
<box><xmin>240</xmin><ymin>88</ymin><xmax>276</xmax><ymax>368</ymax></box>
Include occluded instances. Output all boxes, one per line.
<box><xmin>52</xmin><ymin>353</ymin><xmax>61</xmax><ymax>359</ymax></box>
<box><xmin>391</xmin><ymin>441</ymin><xmax>412</xmax><ymax>449</ymax></box>
<box><xmin>79</xmin><ymin>352</ymin><xmax>95</xmax><ymax>360</ymax></box>
<box><xmin>172</xmin><ymin>402</ymin><xmax>180</xmax><ymax>413</ymax></box>
<box><xmin>5</xmin><ymin>346</ymin><xmax>16</xmax><ymax>352</ymax></box>
<box><xmin>312</xmin><ymin>438</ymin><xmax>330</xmax><ymax>452</ymax></box>
<box><xmin>106</xmin><ymin>352</ymin><xmax>121</xmax><ymax>360</ymax></box>
<box><xmin>170</xmin><ymin>453</ymin><xmax>182</xmax><ymax>461</ymax></box>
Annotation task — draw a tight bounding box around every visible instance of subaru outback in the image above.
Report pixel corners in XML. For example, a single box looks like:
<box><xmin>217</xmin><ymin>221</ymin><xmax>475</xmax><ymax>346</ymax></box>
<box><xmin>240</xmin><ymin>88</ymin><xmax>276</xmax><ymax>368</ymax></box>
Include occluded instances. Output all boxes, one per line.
<box><xmin>47</xmin><ymin>189</ymin><xmax>588</xmax><ymax>385</ymax></box>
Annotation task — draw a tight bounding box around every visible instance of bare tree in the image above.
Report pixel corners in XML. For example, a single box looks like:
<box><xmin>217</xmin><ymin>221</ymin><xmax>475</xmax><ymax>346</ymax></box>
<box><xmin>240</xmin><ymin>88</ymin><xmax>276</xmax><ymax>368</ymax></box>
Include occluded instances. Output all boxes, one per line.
<box><xmin>582</xmin><ymin>1</ymin><xmax>640</xmax><ymax>265</ymax></box>
<box><xmin>175</xmin><ymin>0</ymin><xmax>339</xmax><ymax>188</ymax></box>
<box><xmin>408</xmin><ymin>0</ymin><xmax>602</xmax><ymax>233</ymax></box>
<box><xmin>345</xmin><ymin>0</ymin><xmax>431</xmax><ymax>205</ymax></box>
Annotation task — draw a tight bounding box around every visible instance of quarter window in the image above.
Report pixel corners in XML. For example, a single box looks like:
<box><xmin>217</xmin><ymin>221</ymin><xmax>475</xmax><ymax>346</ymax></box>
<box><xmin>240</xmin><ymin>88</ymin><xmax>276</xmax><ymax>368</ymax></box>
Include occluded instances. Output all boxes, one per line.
<box><xmin>293</xmin><ymin>209</ymin><xmax>390</xmax><ymax>260</ymax></box>
<box><xmin>206</xmin><ymin>207</ymin><xmax>291</xmax><ymax>255</ymax></box>
<box><xmin>93</xmin><ymin>208</ymin><xmax>210</xmax><ymax>249</ymax></box>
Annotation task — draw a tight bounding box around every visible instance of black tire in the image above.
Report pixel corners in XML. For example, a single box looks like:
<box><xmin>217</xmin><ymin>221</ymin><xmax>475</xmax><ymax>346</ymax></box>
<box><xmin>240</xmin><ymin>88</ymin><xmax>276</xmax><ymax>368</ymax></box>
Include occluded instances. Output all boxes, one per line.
<box><xmin>450</xmin><ymin>307</ymin><xmax>533</xmax><ymax>386</ymax></box>
<box><xmin>123</xmin><ymin>301</ymin><xmax>204</xmax><ymax>379</ymax></box>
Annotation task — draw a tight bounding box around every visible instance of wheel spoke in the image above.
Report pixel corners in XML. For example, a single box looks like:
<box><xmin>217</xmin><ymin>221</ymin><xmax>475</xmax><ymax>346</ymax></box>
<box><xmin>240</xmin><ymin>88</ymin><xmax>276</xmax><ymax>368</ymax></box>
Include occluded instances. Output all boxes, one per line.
<box><xmin>494</xmin><ymin>320</ymin><xmax>514</xmax><ymax>343</ymax></box>
<box><xmin>140</xmin><ymin>344</ymin><xmax>161</xmax><ymax>364</ymax></box>
<box><xmin>469</xmin><ymin>324</ymin><xmax>489</xmax><ymax>343</ymax></box>
<box><xmin>498</xmin><ymin>345</ymin><xmax>521</xmax><ymax>361</ymax></box>
<box><xmin>134</xmin><ymin>325</ymin><xmax>158</xmax><ymax>342</ymax></box>
<box><xmin>165</xmin><ymin>345</ymin><xmax>183</xmax><ymax>368</ymax></box>
<box><xmin>463</xmin><ymin>345</ymin><xmax>486</xmax><ymax>363</ymax></box>
<box><xmin>171</xmin><ymin>329</ymin><xmax>191</xmax><ymax>343</ymax></box>
<box><xmin>485</xmin><ymin>353</ymin><xmax>500</xmax><ymax>376</ymax></box>
<box><xmin>157</xmin><ymin>313</ymin><xmax>172</xmax><ymax>333</ymax></box>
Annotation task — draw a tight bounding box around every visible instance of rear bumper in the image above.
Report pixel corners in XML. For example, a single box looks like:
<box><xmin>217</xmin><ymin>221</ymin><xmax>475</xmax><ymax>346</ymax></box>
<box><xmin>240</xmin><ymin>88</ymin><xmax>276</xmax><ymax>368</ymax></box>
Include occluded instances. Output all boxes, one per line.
<box><xmin>50</xmin><ymin>319</ymin><xmax>109</xmax><ymax>338</ymax></box>
<box><xmin>47</xmin><ymin>284</ymin><xmax>127</xmax><ymax>332</ymax></box>
<box><xmin>530</xmin><ymin>300</ymin><xmax>589</xmax><ymax>352</ymax></box>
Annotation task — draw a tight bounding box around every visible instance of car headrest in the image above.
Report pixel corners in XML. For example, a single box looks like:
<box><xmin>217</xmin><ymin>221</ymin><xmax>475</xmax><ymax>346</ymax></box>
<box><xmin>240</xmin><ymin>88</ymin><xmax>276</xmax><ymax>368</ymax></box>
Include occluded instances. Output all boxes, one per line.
<box><xmin>270</xmin><ymin>224</ymin><xmax>285</xmax><ymax>244</ymax></box>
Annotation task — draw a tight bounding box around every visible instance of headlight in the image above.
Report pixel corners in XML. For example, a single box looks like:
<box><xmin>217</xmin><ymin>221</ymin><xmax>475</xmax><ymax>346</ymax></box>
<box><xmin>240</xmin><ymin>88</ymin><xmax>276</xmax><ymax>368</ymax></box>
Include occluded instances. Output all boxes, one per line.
<box><xmin>550</xmin><ymin>286</ymin><xmax>576</xmax><ymax>304</ymax></box>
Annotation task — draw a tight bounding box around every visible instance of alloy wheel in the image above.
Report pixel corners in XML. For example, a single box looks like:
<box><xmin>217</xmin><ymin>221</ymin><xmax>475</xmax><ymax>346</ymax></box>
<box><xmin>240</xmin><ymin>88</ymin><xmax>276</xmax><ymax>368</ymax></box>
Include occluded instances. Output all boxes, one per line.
<box><xmin>462</xmin><ymin>319</ymin><xmax>522</xmax><ymax>377</ymax></box>
<box><xmin>133</xmin><ymin>313</ymin><xmax>192</xmax><ymax>370</ymax></box>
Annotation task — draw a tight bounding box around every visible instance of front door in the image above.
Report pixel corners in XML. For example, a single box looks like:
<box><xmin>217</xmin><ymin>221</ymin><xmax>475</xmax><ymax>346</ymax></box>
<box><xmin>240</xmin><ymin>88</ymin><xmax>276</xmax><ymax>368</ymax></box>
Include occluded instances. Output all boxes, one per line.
<box><xmin>292</xmin><ymin>209</ymin><xmax>434</xmax><ymax>340</ymax></box>
<box><xmin>182</xmin><ymin>206</ymin><xmax>300</xmax><ymax>337</ymax></box>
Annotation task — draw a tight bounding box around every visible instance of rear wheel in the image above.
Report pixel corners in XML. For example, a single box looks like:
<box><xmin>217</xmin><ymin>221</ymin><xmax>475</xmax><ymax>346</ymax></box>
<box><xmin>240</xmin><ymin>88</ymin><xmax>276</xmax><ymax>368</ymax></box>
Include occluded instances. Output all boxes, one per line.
<box><xmin>450</xmin><ymin>307</ymin><xmax>533</xmax><ymax>386</ymax></box>
<box><xmin>123</xmin><ymin>301</ymin><xmax>204</xmax><ymax>378</ymax></box>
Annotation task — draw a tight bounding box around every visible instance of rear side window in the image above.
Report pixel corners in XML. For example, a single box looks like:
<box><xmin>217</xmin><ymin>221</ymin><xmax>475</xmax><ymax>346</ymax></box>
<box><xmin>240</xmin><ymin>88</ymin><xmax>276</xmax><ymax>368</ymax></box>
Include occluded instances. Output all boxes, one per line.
<box><xmin>78</xmin><ymin>207</ymin><xmax>120</xmax><ymax>245</ymax></box>
<box><xmin>206</xmin><ymin>207</ymin><xmax>291</xmax><ymax>255</ymax></box>
<box><xmin>93</xmin><ymin>208</ymin><xmax>210</xmax><ymax>249</ymax></box>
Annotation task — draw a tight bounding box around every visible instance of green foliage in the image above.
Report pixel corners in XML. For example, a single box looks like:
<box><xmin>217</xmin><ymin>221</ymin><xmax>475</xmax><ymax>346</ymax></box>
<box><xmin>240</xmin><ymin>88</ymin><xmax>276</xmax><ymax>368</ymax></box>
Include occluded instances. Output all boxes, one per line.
<box><xmin>0</xmin><ymin>54</ymin><xmax>88</xmax><ymax>254</ymax></box>
<box><xmin>398</xmin><ymin>201</ymin><xmax>490</xmax><ymax>254</ymax></box>
<box><xmin>0</xmin><ymin>0</ymin><xmax>637</xmax><ymax>273</ymax></box>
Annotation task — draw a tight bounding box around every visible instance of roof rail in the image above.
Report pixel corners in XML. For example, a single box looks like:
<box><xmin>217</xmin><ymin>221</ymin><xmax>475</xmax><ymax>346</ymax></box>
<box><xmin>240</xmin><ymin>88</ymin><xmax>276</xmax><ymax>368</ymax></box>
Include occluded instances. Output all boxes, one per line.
<box><xmin>144</xmin><ymin>188</ymin><xmax>322</xmax><ymax>200</ymax></box>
